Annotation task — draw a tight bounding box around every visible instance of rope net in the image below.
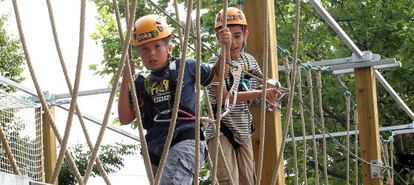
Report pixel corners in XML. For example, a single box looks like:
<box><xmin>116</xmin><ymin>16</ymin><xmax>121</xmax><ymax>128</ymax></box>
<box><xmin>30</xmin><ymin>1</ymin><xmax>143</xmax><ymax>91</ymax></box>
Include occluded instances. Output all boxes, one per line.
<box><xmin>0</xmin><ymin>91</ymin><xmax>44</xmax><ymax>182</ymax></box>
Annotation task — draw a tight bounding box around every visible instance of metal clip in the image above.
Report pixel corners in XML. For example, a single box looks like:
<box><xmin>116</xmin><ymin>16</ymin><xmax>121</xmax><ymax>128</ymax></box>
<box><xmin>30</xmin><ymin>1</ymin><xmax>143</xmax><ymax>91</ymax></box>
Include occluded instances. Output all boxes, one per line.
<box><xmin>370</xmin><ymin>160</ymin><xmax>384</xmax><ymax>179</ymax></box>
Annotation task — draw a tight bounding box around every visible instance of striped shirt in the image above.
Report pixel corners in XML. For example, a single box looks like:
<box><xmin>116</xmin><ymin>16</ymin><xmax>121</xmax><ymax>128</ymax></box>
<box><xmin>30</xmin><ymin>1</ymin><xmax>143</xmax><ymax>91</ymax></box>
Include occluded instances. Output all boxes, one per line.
<box><xmin>205</xmin><ymin>52</ymin><xmax>263</xmax><ymax>144</ymax></box>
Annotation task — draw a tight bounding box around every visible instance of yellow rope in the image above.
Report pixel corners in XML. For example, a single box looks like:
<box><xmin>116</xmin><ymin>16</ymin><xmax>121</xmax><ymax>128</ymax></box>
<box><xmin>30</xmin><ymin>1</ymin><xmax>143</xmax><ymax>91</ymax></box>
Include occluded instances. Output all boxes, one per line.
<box><xmin>316</xmin><ymin>71</ymin><xmax>328</xmax><ymax>185</ymax></box>
<box><xmin>153</xmin><ymin>1</ymin><xmax>194</xmax><ymax>184</ymax></box>
<box><xmin>46</xmin><ymin>0</ymin><xmax>110</xmax><ymax>183</ymax></box>
<box><xmin>194</xmin><ymin>1</ymin><xmax>202</xmax><ymax>184</ymax></box>
<box><xmin>211</xmin><ymin>1</ymin><xmax>229</xmax><ymax>184</ymax></box>
<box><xmin>81</xmin><ymin>0</ymin><xmax>138</xmax><ymax>183</ymax></box>
<box><xmin>205</xmin><ymin>153</ymin><xmax>219</xmax><ymax>184</ymax></box>
<box><xmin>284</xmin><ymin>56</ymin><xmax>299</xmax><ymax>185</ymax></box>
<box><xmin>271</xmin><ymin>0</ymin><xmax>301</xmax><ymax>182</ymax></box>
<box><xmin>0</xmin><ymin>123</ymin><xmax>20</xmax><ymax>175</ymax></box>
<box><xmin>390</xmin><ymin>139</ymin><xmax>395</xmax><ymax>184</ymax></box>
<box><xmin>203</xmin><ymin>88</ymin><xmax>235</xmax><ymax>185</ymax></box>
<box><xmin>296</xmin><ymin>67</ymin><xmax>308</xmax><ymax>185</ymax></box>
<box><xmin>345</xmin><ymin>93</ymin><xmax>351</xmax><ymax>184</ymax></box>
<box><xmin>353</xmin><ymin>108</ymin><xmax>359</xmax><ymax>185</ymax></box>
<box><xmin>382</xmin><ymin>139</ymin><xmax>392</xmax><ymax>183</ymax></box>
<box><xmin>12</xmin><ymin>0</ymin><xmax>85</xmax><ymax>184</ymax></box>
<box><xmin>256</xmin><ymin>0</ymin><xmax>269</xmax><ymax>183</ymax></box>
<box><xmin>45</xmin><ymin>0</ymin><xmax>112</xmax><ymax>184</ymax></box>
<box><xmin>49</xmin><ymin>0</ymin><xmax>86</xmax><ymax>182</ymax></box>
<box><xmin>173</xmin><ymin>0</ymin><xmax>183</xmax><ymax>47</ymax></box>
<box><xmin>306</xmin><ymin>68</ymin><xmax>320</xmax><ymax>185</ymax></box>
<box><xmin>110</xmin><ymin>0</ymin><xmax>154</xmax><ymax>183</ymax></box>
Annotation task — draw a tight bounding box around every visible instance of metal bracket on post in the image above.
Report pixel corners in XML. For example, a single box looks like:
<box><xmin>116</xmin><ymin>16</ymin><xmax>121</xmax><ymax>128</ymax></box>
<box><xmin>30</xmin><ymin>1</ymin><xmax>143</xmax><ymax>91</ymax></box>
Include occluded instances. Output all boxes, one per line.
<box><xmin>351</xmin><ymin>51</ymin><xmax>380</xmax><ymax>62</ymax></box>
<box><xmin>278</xmin><ymin>50</ymin><xmax>400</xmax><ymax>74</ymax></box>
<box><xmin>370</xmin><ymin>160</ymin><xmax>384</xmax><ymax>179</ymax></box>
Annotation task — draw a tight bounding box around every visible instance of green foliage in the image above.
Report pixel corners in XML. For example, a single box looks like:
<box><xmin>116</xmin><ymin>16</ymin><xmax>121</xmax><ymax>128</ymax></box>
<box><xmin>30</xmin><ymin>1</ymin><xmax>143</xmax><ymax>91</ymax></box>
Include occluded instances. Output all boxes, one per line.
<box><xmin>58</xmin><ymin>143</ymin><xmax>138</xmax><ymax>185</ymax></box>
<box><xmin>197</xmin><ymin>166</ymin><xmax>211</xmax><ymax>185</ymax></box>
<box><xmin>276</xmin><ymin>0</ymin><xmax>414</xmax><ymax>184</ymax></box>
<box><xmin>0</xmin><ymin>14</ymin><xmax>25</xmax><ymax>92</ymax></box>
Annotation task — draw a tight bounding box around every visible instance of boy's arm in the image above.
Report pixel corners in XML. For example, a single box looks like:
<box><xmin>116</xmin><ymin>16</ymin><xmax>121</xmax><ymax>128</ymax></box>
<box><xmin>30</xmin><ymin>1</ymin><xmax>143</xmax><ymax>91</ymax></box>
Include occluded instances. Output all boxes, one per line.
<box><xmin>118</xmin><ymin>63</ymin><xmax>136</xmax><ymax>125</ymax></box>
<box><xmin>236</xmin><ymin>89</ymin><xmax>281</xmax><ymax>103</ymax></box>
<box><xmin>211</xmin><ymin>86</ymin><xmax>280</xmax><ymax>104</ymax></box>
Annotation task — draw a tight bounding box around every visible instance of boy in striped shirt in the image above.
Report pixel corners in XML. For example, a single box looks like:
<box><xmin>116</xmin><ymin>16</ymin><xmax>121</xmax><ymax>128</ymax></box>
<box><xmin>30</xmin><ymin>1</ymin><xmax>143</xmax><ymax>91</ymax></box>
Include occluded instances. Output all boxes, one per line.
<box><xmin>206</xmin><ymin>7</ymin><xmax>282</xmax><ymax>185</ymax></box>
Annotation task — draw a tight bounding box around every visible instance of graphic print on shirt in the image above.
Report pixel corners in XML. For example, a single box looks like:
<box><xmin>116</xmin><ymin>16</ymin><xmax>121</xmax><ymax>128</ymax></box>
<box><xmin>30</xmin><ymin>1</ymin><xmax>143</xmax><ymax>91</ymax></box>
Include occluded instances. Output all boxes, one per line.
<box><xmin>149</xmin><ymin>79</ymin><xmax>171</xmax><ymax>103</ymax></box>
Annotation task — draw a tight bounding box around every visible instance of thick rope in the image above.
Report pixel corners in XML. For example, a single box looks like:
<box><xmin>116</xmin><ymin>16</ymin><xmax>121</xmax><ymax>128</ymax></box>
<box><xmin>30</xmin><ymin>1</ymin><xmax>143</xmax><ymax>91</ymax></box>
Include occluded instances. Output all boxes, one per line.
<box><xmin>50</xmin><ymin>0</ymin><xmax>86</xmax><ymax>182</ymax></box>
<box><xmin>173</xmin><ymin>0</ymin><xmax>183</xmax><ymax>47</ymax></box>
<box><xmin>153</xmin><ymin>1</ymin><xmax>193</xmax><ymax>184</ymax></box>
<box><xmin>255</xmin><ymin>0</ymin><xmax>268</xmax><ymax>183</ymax></box>
<box><xmin>345</xmin><ymin>93</ymin><xmax>351</xmax><ymax>185</ymax></box>
<box><xmin>186</xmin><ymin>2</ymin><xmax>232</xmax><ymax>185</ymax></box>
<box><xmin>296</xmin><ymin>67</ymin><xmax>308</xmax><ymax>185</ymax></box>
<box><xmin>382</xmin><ymin>139</ymin><xmax>392</xmax><ymax>183</ymax></box>
<box><xmin>123</xmin><ymin>36</ymin><xmax>155</xmax><ymax>184</ymax></box>
<box><xmin>353</xmin><ymin>108</ymin><xmax>359</xmax><ymax>185</ymax></box>
<box><xmin>45</xmin><ymin>1</ymin><xmax>111</xmax><ymax>184</ymax></box>
<box><xmin>193</xmin><ymin>1</ymin><xmax>202</xmax><ymax>184</ymax></box>
<box><xmin>82</xmin><ymin>0</ymin><xmax>138</xmax><ymax>183</ymax></box>
<box><xmin>124</xmin><ymin>0</ymin><xmax>130</xmax><ymax>29</ymax></box>
<box><xmin>284</xmin><ymin>56</ymin><xmax>299</xmax><ymax>185</ymax></box>
<box><xmin>0</xmin><ymin>123</ymin><xmax>21</xmax><ymax>175</ymax></box>
<box><xmin>306</xmin><ymin>68</ymin><xmax>320</xmax><ymax>185</ymax></box>
<box><xmin>205</xmin><ymin>153</ymin><xmax>219</xmax><ymax>184</ymax></box>
<box><xmin>295</xmin><ymin>91</ymin><xmax>410</xmax><ymax>185</ymax></box>
<box><xmin>390</xmin><ymin>138</ymin><xmax>395</xmax><ymax>184</ymax></box>
<box><xmin>211</xmin><ymin>1</ymin><xmax>228</xmax><ymax>184</ymax></box>
<box><xmin>203</xmin><ymin>88</ymin><xmax>235</xmax><ymax>185</ymax></box>
<box><xmin>271</xmin><ymin>0</ymin><xmax>301</xmax><ymax>182</ymax></box>
<box><xmin>110</xmin><ymin>0</ymin><xmax>154</xmax><ymax>183</ymax></box>
<box><xmin>316</xmin><ymin>71</ymin><xmax>328</xmax><ymax>185</ymax></box>
<box><xmin>11</xmin><ymin>1</ymin><xmax>84</xmax><ymax>184</ymax></box>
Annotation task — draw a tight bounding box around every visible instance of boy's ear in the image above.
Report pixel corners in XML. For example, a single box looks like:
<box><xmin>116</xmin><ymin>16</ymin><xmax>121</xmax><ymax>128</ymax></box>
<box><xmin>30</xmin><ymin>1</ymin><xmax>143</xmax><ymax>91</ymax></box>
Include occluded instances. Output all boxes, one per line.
<box><xmin>167</xmin><ymin>42</ymin><xmax>173</xmax><ymax>53</ymax></box>
<box><xmin>244</xmin><ymin>29</ymin><xmax>249</xmax><ymax>40</ymax></box>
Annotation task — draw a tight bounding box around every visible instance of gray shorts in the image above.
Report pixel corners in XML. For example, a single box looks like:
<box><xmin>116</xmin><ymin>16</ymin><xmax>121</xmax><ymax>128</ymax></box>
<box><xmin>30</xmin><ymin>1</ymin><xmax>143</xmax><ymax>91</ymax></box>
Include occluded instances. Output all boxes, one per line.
<box><xmin>152</xmin><ymin>139</ymin><xmax>206</xmax><ymax>185</ymax></box>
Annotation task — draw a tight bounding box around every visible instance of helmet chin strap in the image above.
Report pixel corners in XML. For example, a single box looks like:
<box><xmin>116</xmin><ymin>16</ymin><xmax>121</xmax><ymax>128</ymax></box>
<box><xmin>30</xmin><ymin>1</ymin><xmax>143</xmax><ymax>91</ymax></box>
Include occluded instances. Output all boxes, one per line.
<box><xmin>242</xmin><ymin>40</ymin><xmax>246</xmax><ymax>53</ymax></box>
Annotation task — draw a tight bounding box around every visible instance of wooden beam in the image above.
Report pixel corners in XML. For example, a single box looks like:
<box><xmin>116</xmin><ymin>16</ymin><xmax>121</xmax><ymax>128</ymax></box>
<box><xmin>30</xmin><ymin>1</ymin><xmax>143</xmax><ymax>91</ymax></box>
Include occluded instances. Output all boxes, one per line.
<box><xmin>42</xmin><ymin>106</ymin><xmax>58</xmax><ymax>185</ymax></box>
<box><xmin>355</xmin><ymin>67</ymin><xmax>383</xmax><ymax>185</ymax></box>
<box><xmin>244</xmin><ymin>1</ymin><xmax>285</xmax><ymax>184</ymax></box>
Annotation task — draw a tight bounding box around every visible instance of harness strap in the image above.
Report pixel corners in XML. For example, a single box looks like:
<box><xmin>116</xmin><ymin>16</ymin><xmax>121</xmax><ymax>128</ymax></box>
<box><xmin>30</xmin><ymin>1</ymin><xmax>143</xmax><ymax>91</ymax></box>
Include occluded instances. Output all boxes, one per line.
<box><xmin>212</xmin><ymin>103</ymin><xmax>242</xmax><ymax>149</ymax></box>
<box><xmin>168</xmin><ymin>60</ymin><xmax>177</xmax><ymax>108</ymax></box>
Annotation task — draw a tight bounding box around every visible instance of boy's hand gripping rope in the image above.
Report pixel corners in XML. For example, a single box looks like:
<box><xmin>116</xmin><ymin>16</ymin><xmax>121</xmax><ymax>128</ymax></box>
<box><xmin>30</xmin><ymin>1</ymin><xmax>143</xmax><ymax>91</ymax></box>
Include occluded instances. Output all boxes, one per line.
<box><xmin>266</xmin><ymin>79</ymin><xmax>289</xmax><ymax>111</ymax></box>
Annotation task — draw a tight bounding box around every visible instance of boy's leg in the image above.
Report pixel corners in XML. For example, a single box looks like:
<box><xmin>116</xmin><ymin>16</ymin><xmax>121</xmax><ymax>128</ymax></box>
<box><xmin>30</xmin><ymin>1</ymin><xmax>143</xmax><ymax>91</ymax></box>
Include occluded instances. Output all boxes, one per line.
<box><xmin>207</xmin><ymin>134</ymin><xmax>239</xmax><ymax>185</ymax></box>
<box><xmin>236</xmin><ymin>137</ymin><xmax>255</xmax><ymax>185</ymax></box>
<box><xmin>157</xmin><ymin>139</ymin><xmax>206</xmax><ymax>185</ymax></box>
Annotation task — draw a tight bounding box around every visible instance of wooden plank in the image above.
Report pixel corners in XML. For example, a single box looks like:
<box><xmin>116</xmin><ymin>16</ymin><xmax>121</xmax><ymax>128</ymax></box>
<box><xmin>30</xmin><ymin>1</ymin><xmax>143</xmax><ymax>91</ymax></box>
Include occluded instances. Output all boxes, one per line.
<box><xmin>42</xmin><ymin>106</ymin><xmax>58</xmax><ymax>185</ymax></box>
<box><xmin>354</xmin><ymin>67</ymin><xmax>383</xmax><ymax>185</ymax></box>
<box><xmin>244</xmin><ymin>0</ymin><xmax>285</xmax><ymax>184</ymax></box>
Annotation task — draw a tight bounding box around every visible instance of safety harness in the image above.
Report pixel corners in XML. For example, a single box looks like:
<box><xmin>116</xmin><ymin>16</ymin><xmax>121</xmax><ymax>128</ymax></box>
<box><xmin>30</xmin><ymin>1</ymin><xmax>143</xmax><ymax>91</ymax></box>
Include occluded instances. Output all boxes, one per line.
<box><xmin>212</xmin><ymin>55</ymin><xmax>247</xmax><ymax>149</ymax></box>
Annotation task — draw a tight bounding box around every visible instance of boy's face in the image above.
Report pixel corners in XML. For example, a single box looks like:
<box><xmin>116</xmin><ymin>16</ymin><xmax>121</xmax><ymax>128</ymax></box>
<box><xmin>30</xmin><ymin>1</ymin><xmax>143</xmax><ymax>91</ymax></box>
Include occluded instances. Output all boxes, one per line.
<box><xmin>136</xmin><ymin>39</ymin><xmax>172</xmax><ymax>71</ymax></box>
<box><xmin>228</xmin><ymin>25</ymin><xmax>248</xmax><ymax>60</ymax></box>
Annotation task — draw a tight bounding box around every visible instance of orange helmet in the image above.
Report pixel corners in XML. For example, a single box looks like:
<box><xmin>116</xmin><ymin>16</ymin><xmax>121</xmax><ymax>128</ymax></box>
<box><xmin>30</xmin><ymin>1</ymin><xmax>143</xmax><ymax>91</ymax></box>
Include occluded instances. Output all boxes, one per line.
<box><xmin>133</xmin><ymin>14</ymin><xmax>172</xmax><ymax>46</ymax></box>
<box><xmin>214</xmin><ymin>7</ymin><xmax>247</xmax><ymax>30</ymax></box>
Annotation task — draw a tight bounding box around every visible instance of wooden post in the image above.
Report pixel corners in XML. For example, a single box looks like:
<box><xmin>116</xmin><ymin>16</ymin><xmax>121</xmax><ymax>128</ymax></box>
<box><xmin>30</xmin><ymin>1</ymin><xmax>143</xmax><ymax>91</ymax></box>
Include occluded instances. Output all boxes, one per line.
<box><xmin>355</xmin><ymin>67</ymin><xmax>383</xmax><ymax>185</ymax></box>
<box><xmin>42</xmin><ymin>106</ymin><xmax>58</xmax><ymax>185</ymax></box>
<box><xmin>244</xmin><ymin>1</ymin><xmax>285</xmax><ymax>184</ymax></box>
